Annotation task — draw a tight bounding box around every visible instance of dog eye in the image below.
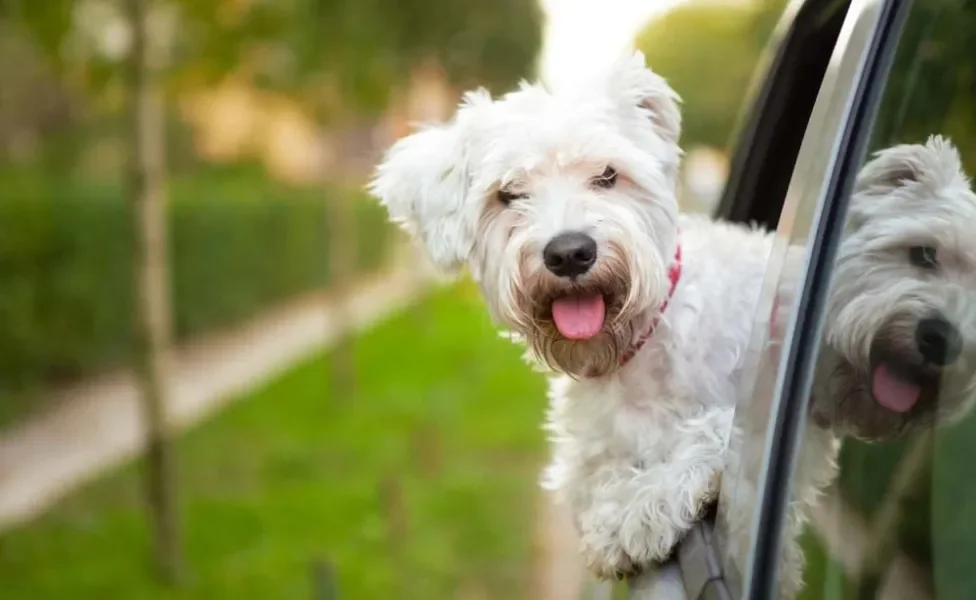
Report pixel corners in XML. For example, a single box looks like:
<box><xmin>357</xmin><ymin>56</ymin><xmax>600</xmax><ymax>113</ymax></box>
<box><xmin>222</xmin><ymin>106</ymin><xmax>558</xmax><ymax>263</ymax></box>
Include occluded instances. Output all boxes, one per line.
<box><xmin>497</xmin><ymin>189</ymin><xmax>526</xmax><ymax>206</ymax></box>
<box><xmin>909</xmin><ymin>246</ymin><xmax>938</xmax><ymax>269</ymax></box>
<box><xmin>592</xmin><ymin>166</ymin><xmax>618</xmax><ymax>189</ymax></box>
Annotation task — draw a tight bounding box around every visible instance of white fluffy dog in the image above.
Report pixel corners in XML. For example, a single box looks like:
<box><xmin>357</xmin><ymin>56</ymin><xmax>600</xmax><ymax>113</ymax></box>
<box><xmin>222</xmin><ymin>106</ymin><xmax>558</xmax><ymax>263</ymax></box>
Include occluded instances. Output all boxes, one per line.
<box><xmin>370</xmin><ymin>51</ymin><xmax>773</xmax><ymax>586</ymax></box>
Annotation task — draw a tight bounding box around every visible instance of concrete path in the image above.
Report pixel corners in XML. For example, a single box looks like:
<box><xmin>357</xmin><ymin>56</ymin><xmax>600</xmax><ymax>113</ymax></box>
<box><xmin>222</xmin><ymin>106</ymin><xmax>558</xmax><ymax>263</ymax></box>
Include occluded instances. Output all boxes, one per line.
<box><xmin>0</xmin><ymin>249</ymin><xmax>440</xmax><ymax>532</ymax></box>
<box><xmin>533</xmin><ymin>491</ymin><xmax>587</xmax><ymax>600</ymax></box>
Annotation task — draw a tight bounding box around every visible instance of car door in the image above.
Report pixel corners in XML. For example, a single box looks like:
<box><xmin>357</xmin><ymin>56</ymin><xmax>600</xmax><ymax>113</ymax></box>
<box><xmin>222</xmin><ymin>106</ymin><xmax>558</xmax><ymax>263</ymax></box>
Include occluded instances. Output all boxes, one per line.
<box><xmin>713</xmin><ymin>0</ymin><xmax>912</xmax><ymax>596</ymax></box>
<box><xmin>696</xmin><ymin>0</ymin><xmax>976</xmax><ymax>598</ymax></box>
<box><xmin>672</xmin><ymin>0</ymin><xmax>919</xmax><ymax>598</ymax></box>
<box><xmin>734</xmin><ymin>0</ymin><xmax>976</xmax><ymax>598</ymax></box>
<box><xmin>598</xmin><ymin>0</ymin><xmax>854</xmax><ymax>598</ymax></box>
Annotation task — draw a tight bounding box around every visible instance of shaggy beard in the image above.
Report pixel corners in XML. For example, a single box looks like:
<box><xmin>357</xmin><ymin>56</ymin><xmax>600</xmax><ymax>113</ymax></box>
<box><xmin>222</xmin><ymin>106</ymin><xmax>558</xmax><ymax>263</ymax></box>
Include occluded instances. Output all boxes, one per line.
<box><xmin>530</xmin><ymin>297</ymin><xmax>639</xmax><ymax>378</ymax></box>
<box><xmin>503</xmin><ymin>250</ymin><xmax>652</xmax><ymax>378</ymax></box>
<box><xmin>813</xmin><ymin>314</ymin><xmax>976</xmax><ymax>440</ymax></box>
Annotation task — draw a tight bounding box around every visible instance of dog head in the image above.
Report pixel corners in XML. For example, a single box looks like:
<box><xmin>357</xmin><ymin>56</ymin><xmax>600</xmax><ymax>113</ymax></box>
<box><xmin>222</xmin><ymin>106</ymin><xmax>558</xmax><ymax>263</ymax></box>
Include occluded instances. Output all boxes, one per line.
<box><xmin>812</xmin><ymin>135</ymin><xmax>976</xmax><ymax>440</ymax></box>
<box><xmin>370</xmin><ymin>51</ymin><xmax>683</xmax><ymax>377</ymax></box>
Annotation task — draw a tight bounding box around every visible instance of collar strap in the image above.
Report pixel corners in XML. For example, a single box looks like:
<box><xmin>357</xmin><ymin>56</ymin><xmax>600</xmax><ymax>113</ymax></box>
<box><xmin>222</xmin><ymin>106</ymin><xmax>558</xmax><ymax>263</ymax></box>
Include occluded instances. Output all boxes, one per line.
<box><xmin>618</xmin><ymin>240</ymin><xmax>683</xmax><ymax>367</ymax></box>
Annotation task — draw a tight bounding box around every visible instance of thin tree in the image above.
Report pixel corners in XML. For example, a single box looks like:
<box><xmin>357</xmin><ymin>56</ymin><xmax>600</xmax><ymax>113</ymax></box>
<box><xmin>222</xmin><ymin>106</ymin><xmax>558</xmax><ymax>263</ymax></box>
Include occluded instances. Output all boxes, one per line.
<box><xmin>326</xmin><ymin>171</ymin><xmax>357</xmax><ymax>401</ymax></box>
<box><xmin>126</xmin><ymin>0</ymin><xmax>183</xmax><ymax>584</ymax></box>
<box><xmin>316</xmin><ymin>0</ymin><xmax>363</xmax><ymax>403</ymax></box>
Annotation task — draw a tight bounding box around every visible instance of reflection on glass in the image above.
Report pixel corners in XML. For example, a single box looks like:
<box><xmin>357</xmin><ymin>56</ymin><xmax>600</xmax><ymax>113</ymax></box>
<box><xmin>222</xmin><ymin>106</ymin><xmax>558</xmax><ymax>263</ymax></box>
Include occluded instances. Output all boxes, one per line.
<box><xmin>787</xmin><ymin>1</ymin><xmax>976</xmax><ymax>598</ymax></box>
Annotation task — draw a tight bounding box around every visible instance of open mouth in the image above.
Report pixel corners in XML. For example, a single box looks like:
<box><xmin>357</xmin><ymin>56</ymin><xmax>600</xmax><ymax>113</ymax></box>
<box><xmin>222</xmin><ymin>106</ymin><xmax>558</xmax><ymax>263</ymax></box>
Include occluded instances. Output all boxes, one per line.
<box><xmin>869</xmin><ymin>346</ymin><xmax>940</xmax><ymax>414</ymax></box>
<box><xmin>550</xmin><ymin>294</ymin><xmax>607</xmax><ymax>340</ymax></box>
<box><xmin>531</xmin><ymin>279</ymin><xmax>625</xmax><ymax>342</ymax></box>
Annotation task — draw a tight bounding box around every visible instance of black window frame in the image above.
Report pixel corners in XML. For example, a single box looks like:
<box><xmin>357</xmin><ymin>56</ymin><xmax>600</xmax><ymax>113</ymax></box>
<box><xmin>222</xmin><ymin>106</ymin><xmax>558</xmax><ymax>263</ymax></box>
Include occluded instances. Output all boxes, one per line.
<box><xmin>716</xmin><ymin>0</ymin><xmax>852</xmax><ymax>231</ymax></box>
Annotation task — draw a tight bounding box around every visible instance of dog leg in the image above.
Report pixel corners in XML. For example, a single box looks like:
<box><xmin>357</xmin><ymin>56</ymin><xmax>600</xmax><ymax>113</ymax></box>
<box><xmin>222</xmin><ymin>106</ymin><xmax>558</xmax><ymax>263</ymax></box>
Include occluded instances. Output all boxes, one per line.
<box><xmin>567</xmin><ymin>406</ymin><xmax>733</xmax><ymax>579</ymax></box>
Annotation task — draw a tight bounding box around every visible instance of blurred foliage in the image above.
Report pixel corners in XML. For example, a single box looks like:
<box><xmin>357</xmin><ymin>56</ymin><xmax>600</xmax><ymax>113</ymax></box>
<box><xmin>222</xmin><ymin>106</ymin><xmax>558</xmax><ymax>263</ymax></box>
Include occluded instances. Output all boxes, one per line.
<box><xmin>0</xmin><ymin>0</ymin><xmax>548</xmax><ymax>591</ymax></box>
<box><xmin>796</xmin><ymin>529</ymin><xmax>855</xmax><ymax>600</ymax></box>
<box><xmin>635</xmin><ymin>0</ymin><xmax>788</xmax><ymax>150</ymax></box>
<box><xmin>0</xmin><ymin>165</ymin><xmax>392</xmax><ymax>423</ymax></box>
<box><xmin>0</xmin><ymin>0</ymin><xmax>545</xmax><ymax>416</ymax></box>
<box><xmin>4</xmin><ymin>0</ymin><xmax>543</xmax><ymax>120</ymax></box>
<box><xmin>0</xmin><ymin>285</ymin><xmax>547</xmax><ymax>600</ymax></box>
<box><xmin>870</xmin><ymin>0</ymin><xmax>976</xmax><ymax>165</ymax></box>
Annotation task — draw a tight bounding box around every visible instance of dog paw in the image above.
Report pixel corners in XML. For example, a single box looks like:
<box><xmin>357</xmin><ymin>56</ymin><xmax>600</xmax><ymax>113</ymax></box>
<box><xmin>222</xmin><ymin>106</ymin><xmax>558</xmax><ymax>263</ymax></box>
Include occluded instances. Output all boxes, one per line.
<box><xmin>575</xmin><ymin>514</ymin><xmax>642</xmax><ymax>580</ymax></box>
<box><xmin>579</xmin><ymin>535</ymin><xmax>639</xmax><ymax>581</ymax></box>
<box><xmin>578</xmin><ymin>520</ymin><xmax>676</xmax><ymax>580</ymax></box>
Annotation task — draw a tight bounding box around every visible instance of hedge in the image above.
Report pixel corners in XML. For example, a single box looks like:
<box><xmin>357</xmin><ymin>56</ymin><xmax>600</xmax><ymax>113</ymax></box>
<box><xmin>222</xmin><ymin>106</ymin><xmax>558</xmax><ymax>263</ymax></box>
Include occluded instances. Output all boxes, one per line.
<box><xmin>0</xmin><ymin>165</ymin><xmax>393</xmax><ymax>423</ymax></box>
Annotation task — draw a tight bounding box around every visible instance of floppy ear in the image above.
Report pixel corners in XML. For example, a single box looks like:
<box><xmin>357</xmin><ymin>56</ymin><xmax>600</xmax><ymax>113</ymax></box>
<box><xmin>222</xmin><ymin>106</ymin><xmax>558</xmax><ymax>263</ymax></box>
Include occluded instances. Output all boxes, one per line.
<box><xmin>850</xmin><ymin>135</ymin><xmax>967</xmax><ymax>227</ymax></box>
<box><xmin>855</xmin><ymin>135</ymin><xmax>965</xmax><ymax>195</ymax></box>
<box><xmin>368</xmin><ymin>121</ymin><xmax>476</xmax><ymax>273</ymax></box>
<box><xmin>605</xmin><ymin>50</ymin><xmax>682</xmax><ymax>145</ymax></box>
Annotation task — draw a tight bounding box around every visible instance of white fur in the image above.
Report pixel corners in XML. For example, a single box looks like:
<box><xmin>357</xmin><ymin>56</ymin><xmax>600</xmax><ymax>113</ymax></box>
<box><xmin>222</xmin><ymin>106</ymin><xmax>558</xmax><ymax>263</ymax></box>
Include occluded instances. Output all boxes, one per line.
<box><xmin>370</xmin><ymin>51</ymin><xmax>777</xmax><ymax>594</ymax></box>
<box><xmin>541</xmin><ymin>215</ymin><xmax>771</xmax><ymax>577</ymax></box>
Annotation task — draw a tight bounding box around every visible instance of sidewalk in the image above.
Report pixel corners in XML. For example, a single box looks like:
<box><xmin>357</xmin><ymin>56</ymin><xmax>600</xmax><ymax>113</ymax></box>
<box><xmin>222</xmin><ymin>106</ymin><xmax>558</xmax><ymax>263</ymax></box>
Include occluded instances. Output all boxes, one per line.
<box><xmin>533</xmin><ymin>491</ymin><xmax>587</xmax><ymax>600</ymax></box>
<box><xmin>0</xmin><ymin>249</ymin><xmax>440</xmax><ymax>532</ymax></box>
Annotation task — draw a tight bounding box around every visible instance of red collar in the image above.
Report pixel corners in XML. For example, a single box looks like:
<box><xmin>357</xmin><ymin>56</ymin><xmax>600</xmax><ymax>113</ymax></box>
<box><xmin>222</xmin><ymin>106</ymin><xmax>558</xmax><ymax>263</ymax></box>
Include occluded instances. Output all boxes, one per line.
<box><xmin>618</xmin><ymin>241</ymin><xmax>683</xmax><ymax>367</ymax></box>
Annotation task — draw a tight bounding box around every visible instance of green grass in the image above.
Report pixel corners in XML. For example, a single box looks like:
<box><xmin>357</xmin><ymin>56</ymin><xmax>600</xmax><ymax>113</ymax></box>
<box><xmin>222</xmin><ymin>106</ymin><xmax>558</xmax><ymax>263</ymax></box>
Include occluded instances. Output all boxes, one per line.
<box><xmin>0</xmin><ymin>283</ymin><xmax>548</xmax><ymax>600</ymax></box>
<box><xmin>795</xmin><ymin>529</ymin><xmax>855</xmax><ymax>600</ymax></box>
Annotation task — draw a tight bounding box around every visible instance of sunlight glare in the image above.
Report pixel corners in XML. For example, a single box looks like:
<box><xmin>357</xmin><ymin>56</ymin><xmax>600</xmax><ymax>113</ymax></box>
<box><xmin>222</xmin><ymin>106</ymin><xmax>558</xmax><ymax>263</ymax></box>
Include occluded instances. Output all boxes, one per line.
<box><xmin>539</xmin><ymin>0</ymin><xmax>687</xmax><ymax>91</ymax></box>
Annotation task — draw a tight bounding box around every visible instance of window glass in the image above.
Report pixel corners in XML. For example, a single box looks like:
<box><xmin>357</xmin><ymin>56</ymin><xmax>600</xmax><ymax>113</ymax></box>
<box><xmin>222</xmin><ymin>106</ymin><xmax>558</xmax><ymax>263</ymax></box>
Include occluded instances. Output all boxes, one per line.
<box><xmin>711</xmin><ymin>0</ymin><xmax>882</xmax><ymax>595</ymax></box>
<box><xmin>781</xmin><ymin>1</ymin><xmax>976</xmax><ymax>598</ymax></box>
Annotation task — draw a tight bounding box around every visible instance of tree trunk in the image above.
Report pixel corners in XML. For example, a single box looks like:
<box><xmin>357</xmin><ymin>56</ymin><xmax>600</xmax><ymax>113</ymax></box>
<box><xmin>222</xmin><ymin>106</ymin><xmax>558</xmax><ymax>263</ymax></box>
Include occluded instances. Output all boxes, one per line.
<box><xmin>327</xmin><ymin>190</ymin><xmax>356</xmax><ymax>399</ymax></box>
<box><xmin>127</xmin><ymin>0</ymin><xmax>182</xmax><ymax>584</ymax></box>
<box><xmin>325</xmin><ymin>139</ymin><xmax>358</xmax><ymax>401</ymax></box>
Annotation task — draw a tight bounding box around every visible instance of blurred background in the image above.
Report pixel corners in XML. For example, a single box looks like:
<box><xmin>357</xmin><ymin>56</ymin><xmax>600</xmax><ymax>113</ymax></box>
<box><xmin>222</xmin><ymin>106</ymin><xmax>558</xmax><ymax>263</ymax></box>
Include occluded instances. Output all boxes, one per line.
<box><xmin>0</xmin><ymin>0</ymin><xmax>786</xmax><ymax>598</ymax></box>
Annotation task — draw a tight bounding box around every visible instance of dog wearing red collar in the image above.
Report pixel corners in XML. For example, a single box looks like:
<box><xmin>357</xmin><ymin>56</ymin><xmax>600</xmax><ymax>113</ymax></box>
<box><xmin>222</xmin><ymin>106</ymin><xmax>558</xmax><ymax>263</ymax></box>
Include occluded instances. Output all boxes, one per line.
<box><xmin>370</xmin><ymin>51</ymin><xmax>775</xmax><ymax>590</ymax></box>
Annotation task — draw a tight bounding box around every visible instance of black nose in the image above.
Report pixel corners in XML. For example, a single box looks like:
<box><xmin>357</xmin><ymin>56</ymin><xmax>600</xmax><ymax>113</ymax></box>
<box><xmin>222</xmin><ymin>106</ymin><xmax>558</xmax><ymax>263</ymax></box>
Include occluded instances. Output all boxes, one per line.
<box><xmin>543</xmin><ymin>232</ymin><xmax>597</xmax><ymax>278</ymax></box>
<box><xmin>915</xmin><ymin>316</ymin><xmax>963</xmax><ymax>366</ymax></box>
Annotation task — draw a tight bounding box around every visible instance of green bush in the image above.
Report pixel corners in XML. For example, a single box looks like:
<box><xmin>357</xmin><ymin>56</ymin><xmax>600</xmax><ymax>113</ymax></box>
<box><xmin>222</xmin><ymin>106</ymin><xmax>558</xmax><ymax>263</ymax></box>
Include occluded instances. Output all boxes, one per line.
<box><xmin>635</xmin><ymin>0</ymin><xmax>787</xmax><ymax>151</ymax></box>
<box><xmin>0</xmin><ymin>165</ymin><xmax>393</xmax><ymax>421</ymax></box>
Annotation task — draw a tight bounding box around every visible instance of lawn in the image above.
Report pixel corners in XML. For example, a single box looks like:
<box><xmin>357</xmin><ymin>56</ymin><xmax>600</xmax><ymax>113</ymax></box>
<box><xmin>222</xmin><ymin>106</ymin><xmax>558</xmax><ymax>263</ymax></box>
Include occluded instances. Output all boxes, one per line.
<box><xmin>0</xmin><ymin>283</ymin><xmax>549</xmax><ymax>600</ymax></box>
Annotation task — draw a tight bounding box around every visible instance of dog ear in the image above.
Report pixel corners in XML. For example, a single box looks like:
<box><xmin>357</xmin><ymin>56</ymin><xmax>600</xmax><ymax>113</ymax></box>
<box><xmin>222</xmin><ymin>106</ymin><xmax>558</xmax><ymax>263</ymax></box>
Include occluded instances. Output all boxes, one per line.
<box><xmin>854</xmin><ymin>135</ymin><xmax>966</xmax><ymax>196</ymax></box>
<box><xmin>369</xmin><ymin>120</ymin><xmax>476</xmax><ymax>273</ymax></box>
<box><xmin>605</xmin><ymin>50</ymin><xmax>683</xmax><ymax>145</ymax></box>
<box><xmin>850</xmin><ymin>135</ymin><xmax>968</xmax><ymax>228</ymax></box>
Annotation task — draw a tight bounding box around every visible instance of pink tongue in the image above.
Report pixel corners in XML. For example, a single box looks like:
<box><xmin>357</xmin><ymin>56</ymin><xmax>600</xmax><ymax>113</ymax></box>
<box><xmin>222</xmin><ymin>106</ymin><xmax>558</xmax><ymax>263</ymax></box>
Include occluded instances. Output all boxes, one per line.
<box><xmin>872</xmin><ymin>363</ymin><xmax>921</xmax><ymax>413</ymax></box>
<box><xmin>551</xmin><ymin>295</ymin><xmax>606</xmax><ymax>340</ymax></box>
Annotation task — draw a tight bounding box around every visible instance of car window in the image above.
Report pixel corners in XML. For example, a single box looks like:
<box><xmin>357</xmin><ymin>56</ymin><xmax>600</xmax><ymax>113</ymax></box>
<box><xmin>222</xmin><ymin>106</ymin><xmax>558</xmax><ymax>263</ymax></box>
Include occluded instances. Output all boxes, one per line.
<box><xmin>784</xmin><ymin>0</ymin><xmax>976</xmax><ymax>598</ymax></box>
<box><xmin>717</xmin><ymin>0</ymin><xmax>851</xmax><ymax>232</ymax></box>
<box><xmin>712</xmin><ymin>0</ymin><xmax>896</xmax><ymax>596</ymax></box>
